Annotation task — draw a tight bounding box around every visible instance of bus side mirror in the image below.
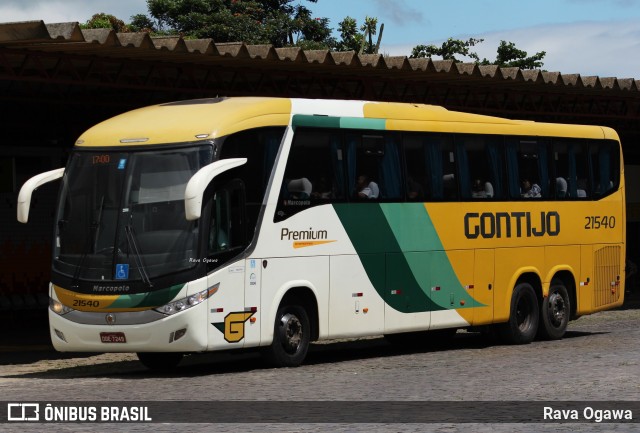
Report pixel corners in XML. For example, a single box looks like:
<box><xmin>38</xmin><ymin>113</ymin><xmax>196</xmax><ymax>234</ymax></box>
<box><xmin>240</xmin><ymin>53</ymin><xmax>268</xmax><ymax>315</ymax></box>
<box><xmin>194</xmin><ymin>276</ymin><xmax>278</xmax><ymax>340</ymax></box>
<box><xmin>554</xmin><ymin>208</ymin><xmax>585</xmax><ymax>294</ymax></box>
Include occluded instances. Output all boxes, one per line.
<box><xmin>184</xmin><ymin>158</ymin><xmax>247</xmax><ymax>221</ymax></box>
<box><xmin>17</xmin><ymin>167</ymin><xmax>65</xmax><ymax>223</ymax></box>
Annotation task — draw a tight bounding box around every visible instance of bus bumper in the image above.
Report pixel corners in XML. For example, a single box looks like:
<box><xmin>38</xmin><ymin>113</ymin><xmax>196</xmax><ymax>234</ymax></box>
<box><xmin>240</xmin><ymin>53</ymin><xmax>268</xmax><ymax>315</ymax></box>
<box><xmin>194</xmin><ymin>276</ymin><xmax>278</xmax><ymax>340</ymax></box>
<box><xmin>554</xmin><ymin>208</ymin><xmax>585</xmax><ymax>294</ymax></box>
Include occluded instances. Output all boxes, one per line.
<box><xmin>48</xmin><ymin>302</ymin><xmax>208</xmax><ymax>352</ymax></box>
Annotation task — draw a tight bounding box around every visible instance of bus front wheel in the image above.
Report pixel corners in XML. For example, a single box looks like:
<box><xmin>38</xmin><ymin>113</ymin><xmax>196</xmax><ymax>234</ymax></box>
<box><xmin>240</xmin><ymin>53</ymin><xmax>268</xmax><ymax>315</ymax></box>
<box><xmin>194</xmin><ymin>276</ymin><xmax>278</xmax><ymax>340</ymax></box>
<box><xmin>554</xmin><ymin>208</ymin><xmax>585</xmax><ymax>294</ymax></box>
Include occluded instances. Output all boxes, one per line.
<box><xmin>499</xmin><ymin>282</ymin><xmax>539</xmax><ymax>344</ymax></box>
<box><xmin>538</xmin><ymin>280</ymin><xmax>570</xmax><ymax>340</ymax></box>
<box><xmin>137</xmin><ymin>352</ymin><xmax>183</xmax><ymax>371</ymax></box>
<box><xmin>263</xmin><ymin>304</ymin><xmax>310</xmax><ymax>367</ymax></box>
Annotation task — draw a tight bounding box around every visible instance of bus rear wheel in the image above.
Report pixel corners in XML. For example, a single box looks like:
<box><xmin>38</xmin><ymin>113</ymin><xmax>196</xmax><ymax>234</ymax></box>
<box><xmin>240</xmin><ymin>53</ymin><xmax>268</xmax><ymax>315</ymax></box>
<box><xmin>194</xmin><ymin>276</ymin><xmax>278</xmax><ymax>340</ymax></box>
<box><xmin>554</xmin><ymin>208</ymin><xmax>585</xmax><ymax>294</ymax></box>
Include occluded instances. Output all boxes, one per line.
<box><xmin>262</xmin><ymin>304</ymin><xmax>310</xmax><ymax>367</ymax></box>
<box><xmin>538</xmin><ymin>280</ymin><xmax>570</xmax><ymax>340</ymax></box>
<box><xmin>137</xmin><ymin>352</ymin><xmax>183</xmax><ymax>371</ymax></box>
<box><xmin>499</xmin><ymin>282</ymin><xmax>539</xmax><ymax>344</ymax></box>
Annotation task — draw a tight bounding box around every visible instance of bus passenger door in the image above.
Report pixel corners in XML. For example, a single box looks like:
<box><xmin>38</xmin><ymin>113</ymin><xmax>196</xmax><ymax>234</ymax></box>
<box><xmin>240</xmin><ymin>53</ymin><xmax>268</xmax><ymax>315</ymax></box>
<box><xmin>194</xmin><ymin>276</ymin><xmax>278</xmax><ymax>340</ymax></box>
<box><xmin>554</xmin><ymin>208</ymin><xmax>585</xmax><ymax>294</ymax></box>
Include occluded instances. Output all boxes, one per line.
<box><xmin>472</xmin><ymin>249</ymin><xmax>494</xmax><ymax>325</ymax></box>
<box><xmin>207</xmin><ymin>180</ymin><xmax>249</xmax><ymax>350</ymax></box>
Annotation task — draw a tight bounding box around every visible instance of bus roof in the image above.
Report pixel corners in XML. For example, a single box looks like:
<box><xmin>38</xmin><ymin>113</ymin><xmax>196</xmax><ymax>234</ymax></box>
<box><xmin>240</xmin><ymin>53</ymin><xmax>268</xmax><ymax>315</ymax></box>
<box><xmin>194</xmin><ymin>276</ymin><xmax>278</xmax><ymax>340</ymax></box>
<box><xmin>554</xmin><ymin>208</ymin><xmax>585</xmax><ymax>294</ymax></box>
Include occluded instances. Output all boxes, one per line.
<box><xmin>75</xmin><ymin>97</ymin><xmax>291</xmax><ymax>147</ymax></box>
<box><xmin>75</xmin><ymin>97</ymin><xmax>618</xmax><ymax>148</ymax></box>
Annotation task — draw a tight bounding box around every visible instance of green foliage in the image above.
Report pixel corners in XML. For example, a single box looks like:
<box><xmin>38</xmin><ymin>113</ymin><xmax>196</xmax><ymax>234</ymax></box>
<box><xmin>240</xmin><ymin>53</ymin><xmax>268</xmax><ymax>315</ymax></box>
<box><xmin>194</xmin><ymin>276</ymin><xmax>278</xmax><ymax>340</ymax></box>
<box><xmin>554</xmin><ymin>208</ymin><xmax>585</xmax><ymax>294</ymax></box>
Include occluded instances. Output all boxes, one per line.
<box><xmin>410</xmin><ymin>38</ymin><xmax>483</xmax><ymax>62</ymax></box>
<box><xmin>129</xmin><ymin>13</ymin><xmax>157</xmax><ymax>32</ymax></box>
<box><xmin>144</xmin><ymin>0</ymin><xmax>334</xmax><ymax>47</ymax></box>
<box><xmin>335</xmin><ymin>15</ymin><xmax>382</xmax><ymax>54</ymax></box>
<box><xmin>411</xmin><ymin>37</ymin><xmax>546</xmax><ymax>69</ymax></box>
<box><xmin>336</xmin><ymin>16</ymin><xmax>362</xmax><ymax>52</ymax></box>
<box><xmin>480</xmin><ymin>40</ymin><xmax>546</xmax><ymax>69</ymax></box>
<box><xmin>81</xmin><ymin>2</ymin><xmax>386</xmax><ymax>53</ymax></box>
<box><xmin>80</xmin><ymin>13</ymin><xmax>130</xmax><ymax>32</ymax></box>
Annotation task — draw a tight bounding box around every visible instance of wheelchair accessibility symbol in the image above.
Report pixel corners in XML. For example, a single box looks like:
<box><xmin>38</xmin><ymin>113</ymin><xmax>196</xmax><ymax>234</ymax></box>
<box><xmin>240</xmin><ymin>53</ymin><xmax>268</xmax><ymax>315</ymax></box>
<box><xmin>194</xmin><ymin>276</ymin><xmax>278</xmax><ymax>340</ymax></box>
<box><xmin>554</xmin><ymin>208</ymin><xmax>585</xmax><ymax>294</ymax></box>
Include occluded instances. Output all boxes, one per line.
<box><xmin>115</xmin><ymin>264</ymin><xmax>129</xmax><ymax>280</ymax></box>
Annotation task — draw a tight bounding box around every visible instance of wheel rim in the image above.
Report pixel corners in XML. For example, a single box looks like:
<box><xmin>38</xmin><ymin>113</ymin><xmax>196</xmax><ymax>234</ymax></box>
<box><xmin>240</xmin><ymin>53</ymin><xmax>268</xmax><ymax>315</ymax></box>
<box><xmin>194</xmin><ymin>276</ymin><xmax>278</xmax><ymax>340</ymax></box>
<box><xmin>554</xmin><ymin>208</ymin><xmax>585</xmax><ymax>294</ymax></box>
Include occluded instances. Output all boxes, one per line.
<box><xmin>547</xmin><ymin>291</ymin><xmax>566</xmax><ymax>328</ymax></box>
<box><xmin>279</xmin><ymin>313</ymin><xmax>303</xmax><ymax>354</ymax></box>
<box><xmin>515</xmin><ymin>294</ymin><xmax>533</xmax><ymax>332</ymax></box>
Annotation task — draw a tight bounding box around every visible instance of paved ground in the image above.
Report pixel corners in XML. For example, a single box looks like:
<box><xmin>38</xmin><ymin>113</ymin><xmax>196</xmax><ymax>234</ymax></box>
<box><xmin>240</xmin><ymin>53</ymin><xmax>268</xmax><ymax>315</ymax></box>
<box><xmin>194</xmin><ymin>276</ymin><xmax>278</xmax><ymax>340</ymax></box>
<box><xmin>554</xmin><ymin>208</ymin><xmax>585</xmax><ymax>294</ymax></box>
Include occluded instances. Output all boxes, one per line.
<box><xmin>1</xmin><ymin>292</ymin><xmax>639</xmax><ymax>432</ymax></box>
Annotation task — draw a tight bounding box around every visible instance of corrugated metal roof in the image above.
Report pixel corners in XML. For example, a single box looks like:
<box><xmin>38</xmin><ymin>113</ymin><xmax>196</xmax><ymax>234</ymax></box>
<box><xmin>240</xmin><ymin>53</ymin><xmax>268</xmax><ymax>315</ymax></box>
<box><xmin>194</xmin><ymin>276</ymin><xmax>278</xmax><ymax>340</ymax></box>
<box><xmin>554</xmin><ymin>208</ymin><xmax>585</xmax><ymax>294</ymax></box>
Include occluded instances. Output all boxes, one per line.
<box><xmin>1</xmin><ymin>20</ymin><xmax>638</xmax><ymax>91</ymax></box>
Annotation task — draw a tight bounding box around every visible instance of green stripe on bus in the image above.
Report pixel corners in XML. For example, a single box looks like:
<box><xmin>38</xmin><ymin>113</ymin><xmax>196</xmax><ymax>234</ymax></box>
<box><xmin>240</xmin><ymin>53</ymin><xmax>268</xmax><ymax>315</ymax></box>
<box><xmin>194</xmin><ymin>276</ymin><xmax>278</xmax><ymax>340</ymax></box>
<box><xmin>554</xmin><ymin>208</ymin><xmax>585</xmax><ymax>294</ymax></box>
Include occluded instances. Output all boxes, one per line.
<box><xmin>379</xmin><ymin>204</ymin><xmax>482</xmax><ymax>309</ymax></box>
<box><xmin>292</xmin><ymin>115</ymin><xmax>386</xmax><ymax>130</ymax></box>
<box><xmin>108</xmin><ymin>283</ymin><xmax>184</xmax><ymax>309</ymax></box>
<box><xmin>333</xmin><ymin>203</ymin><xmax>443</xmax><ymax>313</ymax></box>
<box><xmin>334</xmin><ymin>203</ymin><xmax>483</xmax><ymax>312</ymax></box>
<box><xmin>339</xmin><ymin>117</ymin><xmax>386</xmax><ymax>130</ymax></box>
<box><xmin>292</xmin><ymin>114</ymin><xmax>340</xmax><ymax>129</ymax></box>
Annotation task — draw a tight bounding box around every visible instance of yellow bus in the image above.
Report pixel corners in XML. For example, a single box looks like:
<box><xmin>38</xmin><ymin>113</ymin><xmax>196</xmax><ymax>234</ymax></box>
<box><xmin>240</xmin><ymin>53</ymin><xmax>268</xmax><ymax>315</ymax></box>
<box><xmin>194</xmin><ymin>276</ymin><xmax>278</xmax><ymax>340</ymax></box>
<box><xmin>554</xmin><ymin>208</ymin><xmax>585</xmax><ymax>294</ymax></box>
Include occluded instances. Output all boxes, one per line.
<box><xmin>18</xmin><ymin>97</ymin><xmax>624</xmax><ymax>370</ymax></box>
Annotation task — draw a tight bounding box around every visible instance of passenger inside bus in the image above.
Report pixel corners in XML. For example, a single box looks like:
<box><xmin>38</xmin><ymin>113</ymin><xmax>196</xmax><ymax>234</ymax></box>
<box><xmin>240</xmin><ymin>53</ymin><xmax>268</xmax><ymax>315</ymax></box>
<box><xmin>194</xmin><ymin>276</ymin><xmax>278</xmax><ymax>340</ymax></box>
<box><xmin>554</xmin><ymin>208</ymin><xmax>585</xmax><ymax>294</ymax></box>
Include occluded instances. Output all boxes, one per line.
<box><xmin>471</xmin><ymin>178</ymin><xmax>494</xmax><ymax>198</ymax></box>
<box><xmin>521</xmin><ymin>178</ymin><xmax>542</xmax><ymax>198</ymax></box>
<box><xmin>356</xmin><ymin>175</ymin><xmax>379</xmax><ymax>199</ymax></box>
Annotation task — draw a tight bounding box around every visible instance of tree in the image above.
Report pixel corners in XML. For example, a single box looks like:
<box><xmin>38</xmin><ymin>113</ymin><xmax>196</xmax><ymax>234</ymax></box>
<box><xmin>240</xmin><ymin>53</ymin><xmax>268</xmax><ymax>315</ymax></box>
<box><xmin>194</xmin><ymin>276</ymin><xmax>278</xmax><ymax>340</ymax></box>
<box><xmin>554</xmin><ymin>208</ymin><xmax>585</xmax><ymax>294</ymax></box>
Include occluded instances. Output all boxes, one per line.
<box><xmin>410</xmin><ymin>37</ymin><xmax>483</xmax><ymax>62</ymax></box>
<box><xmin>480</xmin><ymin>40</ymin><xmax>546</xmax><ymax>69</ymax></box>
<box><xmin>335</xmin><ymin>17</ymin><xmax>361</xmax><ymax>52</ymax></box>
<box><xmin>143</xmin><ymin>0</ymin><xmax>334</xmax><ymax>48</ymax></box>
<box><xmin>335</xmin><ymin>16</ymin><xmax>383</xmax><ymax>54</ymax></box>
<box><xmin>129</xmin><ymin>13</ymin><xmax>157</xmax><ymax>33</ymax></box>
<box><xmin>80</xmin><ymin>13</ymin><xmax>130</xmax><ymax>32</ymax></box>
<box><xmin>411</xmin><ymin>38</ymin><xmax>546</xmax><ymax>70</ymax></box>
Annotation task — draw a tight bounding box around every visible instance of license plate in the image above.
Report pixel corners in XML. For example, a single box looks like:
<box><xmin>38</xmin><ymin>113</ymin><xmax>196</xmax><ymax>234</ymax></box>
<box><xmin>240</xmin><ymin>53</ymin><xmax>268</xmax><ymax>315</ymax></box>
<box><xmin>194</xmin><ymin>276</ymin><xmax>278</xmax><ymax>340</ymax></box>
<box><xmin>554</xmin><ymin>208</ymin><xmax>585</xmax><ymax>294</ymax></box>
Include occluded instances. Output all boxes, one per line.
<box><xmin>100</xmin><ymin>332</ymin><xmax>126</xmax><ymax>343</ymax></box>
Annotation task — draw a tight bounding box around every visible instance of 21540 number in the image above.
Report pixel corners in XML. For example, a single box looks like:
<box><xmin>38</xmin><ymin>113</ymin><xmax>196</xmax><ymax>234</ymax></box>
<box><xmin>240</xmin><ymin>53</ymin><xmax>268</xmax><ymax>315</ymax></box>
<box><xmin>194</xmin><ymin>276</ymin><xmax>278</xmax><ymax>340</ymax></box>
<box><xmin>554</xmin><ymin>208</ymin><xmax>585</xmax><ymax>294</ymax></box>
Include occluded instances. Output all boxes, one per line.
<box><xmin>72</xmin><ymin>299</ymin><xmax>100</xmax><ymax>308</ymax></box>
<box><xmin>585</xmin><ymin>215</ymin><xmax>616</xmax><ymax>230</ymax></box>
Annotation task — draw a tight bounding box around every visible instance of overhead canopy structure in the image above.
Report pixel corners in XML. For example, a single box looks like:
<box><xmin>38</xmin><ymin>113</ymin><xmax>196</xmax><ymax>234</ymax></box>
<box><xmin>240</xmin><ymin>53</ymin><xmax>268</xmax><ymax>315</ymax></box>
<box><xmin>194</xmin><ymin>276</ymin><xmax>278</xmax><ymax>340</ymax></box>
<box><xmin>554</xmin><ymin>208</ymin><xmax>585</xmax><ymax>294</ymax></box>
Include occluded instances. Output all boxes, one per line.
<box><xmin>1</xmin><ymin>19</ymin><xmax>640</xmax><ymax>313</ymax></box>
<box><xmin>1</xmin><ymin>20</ymin><xmax>639</xmax><ymax>160</ymax></box>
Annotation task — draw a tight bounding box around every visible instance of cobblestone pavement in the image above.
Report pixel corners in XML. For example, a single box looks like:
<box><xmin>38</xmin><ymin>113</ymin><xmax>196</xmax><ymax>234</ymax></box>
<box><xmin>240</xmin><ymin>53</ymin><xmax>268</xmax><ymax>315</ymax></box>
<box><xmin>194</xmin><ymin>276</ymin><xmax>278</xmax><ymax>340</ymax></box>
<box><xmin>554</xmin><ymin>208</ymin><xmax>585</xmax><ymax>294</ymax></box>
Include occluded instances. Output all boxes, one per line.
<box><xmin>1</xmin><ymin>306</ymin><xmax>639</xmax><ymax>432</ymax></box>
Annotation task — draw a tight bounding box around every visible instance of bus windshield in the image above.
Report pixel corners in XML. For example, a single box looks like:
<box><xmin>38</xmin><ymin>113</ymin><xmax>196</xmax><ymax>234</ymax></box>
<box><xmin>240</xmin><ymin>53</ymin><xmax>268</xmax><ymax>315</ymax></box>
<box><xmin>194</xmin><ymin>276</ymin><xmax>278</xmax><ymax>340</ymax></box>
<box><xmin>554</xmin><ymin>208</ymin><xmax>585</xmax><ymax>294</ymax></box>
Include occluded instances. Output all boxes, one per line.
<box><xmin>53</xmin><ymin>145</ymin><xmax>212</xmax><ymax>284</ymax></box>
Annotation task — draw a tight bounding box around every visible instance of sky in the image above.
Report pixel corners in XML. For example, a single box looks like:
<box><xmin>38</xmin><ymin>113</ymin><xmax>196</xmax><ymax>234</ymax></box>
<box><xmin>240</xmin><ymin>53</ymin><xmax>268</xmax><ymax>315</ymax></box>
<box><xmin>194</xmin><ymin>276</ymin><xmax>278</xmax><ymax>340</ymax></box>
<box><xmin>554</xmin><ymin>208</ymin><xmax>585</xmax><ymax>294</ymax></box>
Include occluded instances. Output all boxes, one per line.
<box><xmin>1</xmin><ymin>0</ymin><xmax>640</xmax><ymax>78</ymax></box>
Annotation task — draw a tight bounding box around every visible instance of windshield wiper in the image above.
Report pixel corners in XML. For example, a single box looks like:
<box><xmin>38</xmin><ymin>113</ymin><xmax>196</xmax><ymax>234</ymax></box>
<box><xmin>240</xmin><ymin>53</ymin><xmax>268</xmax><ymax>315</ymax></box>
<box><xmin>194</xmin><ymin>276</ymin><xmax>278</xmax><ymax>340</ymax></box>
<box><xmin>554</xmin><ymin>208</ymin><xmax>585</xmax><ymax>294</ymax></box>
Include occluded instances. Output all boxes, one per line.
<box><xmin>70</xmin><ymin>197</ymin><xmax>104</xmax><ymax>289</ymax></box>
<box><xmin>124</xmin><ymin>224</ymin><xmax>153</xmax><ymax>288</ymax></box>
<box><xmin>70</xmin><ymin>227</ymin><xmax>93</xmax><ymax>290</ymax></box>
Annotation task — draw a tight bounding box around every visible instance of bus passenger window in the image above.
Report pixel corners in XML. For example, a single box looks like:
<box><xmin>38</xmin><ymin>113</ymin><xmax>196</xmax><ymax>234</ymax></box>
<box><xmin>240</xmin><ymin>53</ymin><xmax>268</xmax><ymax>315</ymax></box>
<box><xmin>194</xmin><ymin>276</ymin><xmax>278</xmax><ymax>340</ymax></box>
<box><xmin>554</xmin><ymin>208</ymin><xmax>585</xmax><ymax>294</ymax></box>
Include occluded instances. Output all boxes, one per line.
<box><xmin>552</xmin><ymin>139</ymin><xmax>589</xmax><ymax>199</ymax></box>
<box><xmin>275</xmin><ymin>129</ymin><xmax>345</xmax><ymax>222</ymax></box>
<box><xmin>403</xmin><ymin>134</ymin><xmax>428</xmax><ymax>201</ymax></box>
<box><xmin>507</xmin><ymin>137</ymin><xmax>549</xmax><ymax>199</ymax></box>
<box><xmin>347</xmin><ymin>133</ymin><xmax>401</xmax><ymax>201</ymax></box>
<box><xmin>402</xmin><ymin>133</ymin><xmax>457</xmax><ymax>201</ymax></box>
<box><xmin>591</xmin><ymin>141</ymin><xmax>619</xmax><ymax>197</ymax></box>
<box><xmin>457</xmin><ymin>134</ymin><xmax>503</xmax><ymax>200</ymax></box>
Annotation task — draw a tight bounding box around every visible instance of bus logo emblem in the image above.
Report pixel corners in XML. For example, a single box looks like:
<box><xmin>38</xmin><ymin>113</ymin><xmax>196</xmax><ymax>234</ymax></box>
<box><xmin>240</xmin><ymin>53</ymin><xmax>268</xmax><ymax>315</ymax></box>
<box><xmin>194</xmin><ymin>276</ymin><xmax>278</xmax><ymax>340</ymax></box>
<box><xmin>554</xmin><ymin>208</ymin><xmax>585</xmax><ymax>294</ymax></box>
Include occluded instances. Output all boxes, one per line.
<box><xmin>212</xmin><ymin>312</ymin><xmax>255</xmax><ymax>343</ymax></box>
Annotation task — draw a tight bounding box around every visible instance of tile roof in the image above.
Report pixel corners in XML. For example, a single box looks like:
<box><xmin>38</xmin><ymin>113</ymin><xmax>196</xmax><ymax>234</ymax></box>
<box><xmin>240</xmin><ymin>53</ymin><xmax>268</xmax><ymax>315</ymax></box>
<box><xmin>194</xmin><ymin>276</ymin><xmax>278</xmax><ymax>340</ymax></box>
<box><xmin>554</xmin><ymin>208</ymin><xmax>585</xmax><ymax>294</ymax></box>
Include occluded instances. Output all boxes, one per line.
<box><xmin>1</xmin><ymin>20</ymin><xmax>638</xmax><ymax>92</ymax></box>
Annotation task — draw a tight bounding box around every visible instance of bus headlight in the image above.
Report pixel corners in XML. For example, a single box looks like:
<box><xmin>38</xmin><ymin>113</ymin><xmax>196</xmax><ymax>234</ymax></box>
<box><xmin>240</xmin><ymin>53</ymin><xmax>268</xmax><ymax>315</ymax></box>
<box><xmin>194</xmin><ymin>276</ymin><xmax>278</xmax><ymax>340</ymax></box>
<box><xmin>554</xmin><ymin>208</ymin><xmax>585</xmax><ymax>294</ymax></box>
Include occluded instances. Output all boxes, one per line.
<box><xmin>50</xmin><ymin>298</ymin><xmax>73</xmax><ymax>315</ymax></box>
<box><xmin>155</xmin><ymin>286</ymin><xmax>216</xmax><ymax>316</ymax></box>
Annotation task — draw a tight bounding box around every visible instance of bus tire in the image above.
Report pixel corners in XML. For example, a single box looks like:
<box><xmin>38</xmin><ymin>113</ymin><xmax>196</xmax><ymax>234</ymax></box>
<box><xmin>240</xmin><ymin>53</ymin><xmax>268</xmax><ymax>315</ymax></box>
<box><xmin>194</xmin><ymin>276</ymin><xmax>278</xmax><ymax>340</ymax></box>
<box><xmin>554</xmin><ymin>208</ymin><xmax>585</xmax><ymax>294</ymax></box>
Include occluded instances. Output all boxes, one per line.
<box><xmin>136</xmin><ymin>352</ymin><xmax>183</xmax><ymax>371</ymax></box>
<box><xmin>538</xmin><ymin>280</ymin><xmax>570</xmax><ymax>340</ymax></box>
<box><xmin>263</xmin><ymin>304</ymin><xmax>310</xmax><ymax>367</ymax></box>
<box><xmin>498</xmin><ymin>282</ymin><xmax>539</xmax><ymax>344</ymax></box>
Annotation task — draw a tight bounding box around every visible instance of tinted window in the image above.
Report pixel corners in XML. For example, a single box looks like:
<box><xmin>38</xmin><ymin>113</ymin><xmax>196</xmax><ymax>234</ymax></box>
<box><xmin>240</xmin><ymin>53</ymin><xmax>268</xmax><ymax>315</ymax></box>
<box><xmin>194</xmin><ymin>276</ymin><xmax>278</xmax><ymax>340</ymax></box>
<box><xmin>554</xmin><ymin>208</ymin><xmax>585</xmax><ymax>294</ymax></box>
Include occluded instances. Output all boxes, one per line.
<box><xmin>590</xmin><ymin>140</ymin><xmax>620</xmax><ymax>198</ymax></box>
<box><xmin>552</xmin><ymin>139</ymin><xmax>590</xmax><ymax>199</ymax></box>
<box><xmin>275</xmin><ymin>129</ymin><xmax>345</xmax><ymax>221</ymax></box>
<box><xmin>506</xmin><ymin>137</ymin><xmax>550</xmax><ymax>199</ymax></box>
